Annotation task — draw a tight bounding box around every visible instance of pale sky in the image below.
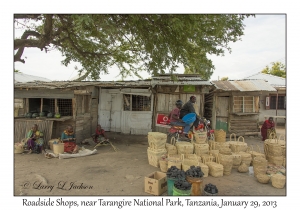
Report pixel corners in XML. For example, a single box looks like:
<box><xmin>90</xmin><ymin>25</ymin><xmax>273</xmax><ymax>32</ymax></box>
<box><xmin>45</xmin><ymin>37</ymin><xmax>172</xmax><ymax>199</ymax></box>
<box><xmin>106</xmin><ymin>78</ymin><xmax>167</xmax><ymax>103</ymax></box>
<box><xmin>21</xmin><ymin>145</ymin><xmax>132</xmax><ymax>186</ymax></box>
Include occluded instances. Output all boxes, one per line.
<box><xmin>14</xmin><ymin>14</ymin><xmax>286</xmax><ymax>81</ymax></box>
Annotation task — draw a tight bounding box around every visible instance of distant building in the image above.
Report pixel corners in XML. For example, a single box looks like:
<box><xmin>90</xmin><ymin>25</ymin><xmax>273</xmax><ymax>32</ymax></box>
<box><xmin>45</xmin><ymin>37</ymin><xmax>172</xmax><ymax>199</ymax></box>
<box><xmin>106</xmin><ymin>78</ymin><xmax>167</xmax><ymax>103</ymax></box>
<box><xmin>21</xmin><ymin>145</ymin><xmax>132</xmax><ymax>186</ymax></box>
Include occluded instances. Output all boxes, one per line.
<box><xmin>244</xmin><ymin>72</ymin><xmax>286</xmax><ymax>125</ymax></box>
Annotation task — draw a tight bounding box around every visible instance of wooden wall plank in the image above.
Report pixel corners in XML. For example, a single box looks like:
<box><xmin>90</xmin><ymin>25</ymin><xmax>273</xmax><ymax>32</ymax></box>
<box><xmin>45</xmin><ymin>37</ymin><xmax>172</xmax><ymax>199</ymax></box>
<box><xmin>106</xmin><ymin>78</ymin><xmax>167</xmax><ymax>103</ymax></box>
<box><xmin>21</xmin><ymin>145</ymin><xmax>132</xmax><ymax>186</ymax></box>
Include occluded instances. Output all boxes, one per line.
<box><xmin>15</xmin><ymin>89</ymin><xmax>74</xmax><ymax>99</ymax></box>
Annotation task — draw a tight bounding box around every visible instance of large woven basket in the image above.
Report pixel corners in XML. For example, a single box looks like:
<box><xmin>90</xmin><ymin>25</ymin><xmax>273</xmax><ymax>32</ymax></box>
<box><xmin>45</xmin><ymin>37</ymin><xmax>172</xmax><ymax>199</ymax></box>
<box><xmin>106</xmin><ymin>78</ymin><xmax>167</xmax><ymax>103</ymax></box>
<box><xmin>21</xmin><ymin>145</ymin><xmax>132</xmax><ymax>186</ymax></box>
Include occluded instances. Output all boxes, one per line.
<box><xmin>248</xmin><ymin>145</ymin><xmax>266</xmax><ymax>160</ymax></box>
<box><xmin>230</xmin><ymin>136</ymin><xmax>248</xmax><ymax>152</ymax></box>
<box><xmin>147</xmin><ymin>147</ymin><xmax>167</xmax><ymax>167</ymax></box>
<box><xmin>253</xmin><ymin>156</ymin><xmax>268</xmax><ymax>178</ymax></box>
<box><xmin>165</xmin><ymin>142</ymin><xmax>178</xmax><ymax>155</ymax></box>
<box><xmin>198</xmin><ymin>162</ymin><xmax>209</xmax><ymax>177</ymax></box>
<box><xmin>232</xmin><ymin>148</ymin><xmax>242</xmax><ymax>168</ymax></box>
<box><xmin>201</xmin><ymin>154</ymin><xmax>216</xmax><ymax>163</ymax></box>
<box><xmin>271</xmin><ymin>174</ymin><xmax>286</xmax><ymax>189</ymax></box>
<box><xmin>209</xmin><ymin>141</ymin><xmax>219</xmax><ymax>158</ymax></box>
<box><xmin>264</xmin><ymin>139</ymin><xmax>283</xmax><ymax>156</ymax></box>
<box><xmin>182</xmin><ymin>159</ymin><xmax>199</xmax><ymax>171</ymax></box>
<box><xmin>176</xmin><ymin>142</ymin><xmax>194</xmax><ymax>155</ymax></box>
<box><xmin>194</xmin><ymin>143</ymin><xmax>209</xmax><ymax>155</ymax></box>
<box><xmin>168</xmin><ymin>159</ymin><xmax>182</xmax><ymax>170</ymax></box>
<box><xmin>148</xmin><ymin>132</ymin><xmax>167</xmax><ymax>149</ymax></box>
<box><xmin>182</xmin><ymin>154</ymin><xmax>202</xmax><ymax>162</ymax></box>
<box><xmin>194</xmin><ymin>130</ymin><xmax>207</xmax><ymax>144</ymax></box>
<box><xmin>214</xmin><ymin>129</ymin><xmax>226</xmax><ymax>142</ymax></box>
<box><xmin>218</xmin><ymin>153</ymin><xmax>233</xmax><ymax>175</ymax></box>
<box><xmin>168</xmin><ymin>154</ymin><xmax>181</xmax><ymax>161</ymax></box>
<box><xmin>266</xmin><ymin>155</ymin><xmax>284</xmax><ymax>166</ymax></box>
<box><xmin>239</xmin><ymin>151</ymin><xmax>252</xmax><ymax>166</ymax></box>
<box><xmin>204</xmin><ymin>156</ymin><xmax>223</xmax><ymax>177</ymax></box>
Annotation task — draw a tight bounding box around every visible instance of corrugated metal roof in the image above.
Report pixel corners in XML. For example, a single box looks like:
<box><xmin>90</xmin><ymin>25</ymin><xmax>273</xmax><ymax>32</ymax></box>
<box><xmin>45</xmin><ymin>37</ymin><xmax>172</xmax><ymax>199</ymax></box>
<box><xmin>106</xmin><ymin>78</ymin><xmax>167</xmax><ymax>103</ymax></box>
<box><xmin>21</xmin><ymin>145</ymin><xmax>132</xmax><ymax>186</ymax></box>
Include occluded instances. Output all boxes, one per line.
<box><xmin>244</xmin><ymin>72</ymin><xmax>286</xmax><ymax>87</ymax></box>
<box><xmin>211</xmin><ymin>80</ymin><xmax>277</xmax><ymax>92</ymax></box>
<box><xmin>14</xmin><ymin>72</ymin><xmax>51</xmax><ymax>83</ymax></box>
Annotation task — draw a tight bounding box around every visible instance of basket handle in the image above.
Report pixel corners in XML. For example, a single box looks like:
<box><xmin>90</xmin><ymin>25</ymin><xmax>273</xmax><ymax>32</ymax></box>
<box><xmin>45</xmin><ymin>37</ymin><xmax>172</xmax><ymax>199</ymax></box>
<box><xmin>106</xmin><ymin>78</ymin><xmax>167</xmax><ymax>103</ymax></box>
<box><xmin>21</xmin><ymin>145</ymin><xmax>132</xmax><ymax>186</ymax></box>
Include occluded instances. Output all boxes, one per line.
<box><xmin>230</xmin><ymin>133</ymin><xmax>236</xmax><ymax>142</ymax></box>
<box><xmin>237</xmin><ymin>136</ymin><xmax>245</xmax><ymax>143</ymax></box>
<box><xmin>181</xmin><ymin>154</ymin><xmax>185</xmax><ymax>161</ymax></box>
<box><xmin>264</xmin><ymin>144</ymin><xmax>269</xmax><ymax>156</ymax></box>
<box><xmin>269</xmin><ymin>132</ymin><xmax>276</xmax><ymax>139</ymax></box>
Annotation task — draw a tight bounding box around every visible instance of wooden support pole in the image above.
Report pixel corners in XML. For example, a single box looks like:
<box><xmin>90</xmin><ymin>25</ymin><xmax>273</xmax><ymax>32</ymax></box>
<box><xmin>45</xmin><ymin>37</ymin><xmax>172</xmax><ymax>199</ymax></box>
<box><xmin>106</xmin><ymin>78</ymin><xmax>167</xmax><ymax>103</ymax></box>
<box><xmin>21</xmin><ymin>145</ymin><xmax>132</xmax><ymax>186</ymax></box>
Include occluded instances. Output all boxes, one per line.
<box><xmin>40</xmin><ymin>98</ymin><xmax>43</xmax><ymax>113</ymax></box>
<box><xmin>55</xmin><ymin>99</ymin><xmax>58</xmax><ymax>114</ymax></box>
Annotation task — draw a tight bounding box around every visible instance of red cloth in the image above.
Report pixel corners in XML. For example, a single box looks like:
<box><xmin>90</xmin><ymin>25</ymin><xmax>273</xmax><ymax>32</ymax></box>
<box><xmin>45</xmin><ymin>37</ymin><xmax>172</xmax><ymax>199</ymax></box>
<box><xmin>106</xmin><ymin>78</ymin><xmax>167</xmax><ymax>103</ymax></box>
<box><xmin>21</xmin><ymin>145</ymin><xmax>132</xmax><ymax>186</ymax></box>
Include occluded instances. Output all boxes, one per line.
<box><xmin>96</xmin><ymin>128</ymin><xmax>105</xmax><ymax>136</ymax></box>
<box><xmin>64</xmin><ymin>142</ymin><xmax>76</xmax><ymax>153</ymax></box>
<box><xmin>261</xmin><ymin>120</ymin><xmax>275</xmax><ymax>140</ymax></box>
<box><xmin>169</xmin><ymin>108</ymin><xmax>180</xmax><ymax>122</ymax></box>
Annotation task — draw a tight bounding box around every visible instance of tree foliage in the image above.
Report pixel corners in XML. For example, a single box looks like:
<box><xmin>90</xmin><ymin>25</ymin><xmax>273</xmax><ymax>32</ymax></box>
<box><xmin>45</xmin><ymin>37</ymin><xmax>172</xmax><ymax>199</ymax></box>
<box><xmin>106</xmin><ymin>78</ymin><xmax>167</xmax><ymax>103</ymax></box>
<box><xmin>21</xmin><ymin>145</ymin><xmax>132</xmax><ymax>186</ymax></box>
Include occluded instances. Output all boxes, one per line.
<box><xmin>220</xmin><ymin>76</ymin><xmax>228</xmax><ymax>81</ymax></box>
<box><xmin>261</xmin><ymin>62</ymin><xmax>286</xmax><ymax>78</ymax></box>
<box><xmin>14</xmin><ymin>14</ymin><xmax>253</xmax><ymax>80</ymax></box>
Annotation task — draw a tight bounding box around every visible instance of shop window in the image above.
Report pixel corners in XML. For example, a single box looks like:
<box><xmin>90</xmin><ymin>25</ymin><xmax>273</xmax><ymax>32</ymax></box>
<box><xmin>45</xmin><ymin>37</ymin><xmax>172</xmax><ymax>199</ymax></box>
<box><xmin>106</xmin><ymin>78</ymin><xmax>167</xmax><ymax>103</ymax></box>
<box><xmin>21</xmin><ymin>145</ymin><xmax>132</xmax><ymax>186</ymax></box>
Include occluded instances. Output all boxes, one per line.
<box><xmin>233</xmin><ymin>96</ymin><xmax>254</xmax><ymax>113</ymax></box>
<box><xmin>123</xmin><ymin>94</ymin><xmax>151</xmax><ymax>111</ymax></box>
<box><xmin>29</xmin><ymin>98</ymin><xmax>73</xmax><ymax>116</ymax></box>
<box><xmin>270</xmin><ymin>95</ymin><xmax>286</xmax><ymax>110</ymax></box>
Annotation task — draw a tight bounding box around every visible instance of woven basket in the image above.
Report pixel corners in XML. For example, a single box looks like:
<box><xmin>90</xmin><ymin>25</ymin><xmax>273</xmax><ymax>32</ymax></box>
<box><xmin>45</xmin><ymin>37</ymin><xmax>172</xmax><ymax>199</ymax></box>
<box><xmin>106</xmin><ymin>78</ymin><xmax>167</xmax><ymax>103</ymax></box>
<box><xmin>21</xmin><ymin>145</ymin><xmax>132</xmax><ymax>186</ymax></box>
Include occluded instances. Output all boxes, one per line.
<box><xmin>194</xmin><ymin>130</ymin><xmax>207</xmax><ymax>144</ymax></box>
<box><xmin>14</xmin><ymin>142</ymin><xmax>25</xmax><ymax>154</ymax></box>
<box><xmin>253</xmin><ymin>156</ymin><xmax>268</xmax><ymax>178</ymax></box>
<box><xmin>218</xmin><ymin>153</ymin><xmax>233</xmax><ymax>175</ymax></box>
<box><xmin>159</xmin><ymin>160</ymin><xmax>168</xmax><ymax>172</ymax></box>
<box><xmin>204</xmin><ymin>156</ymin><xmax>223</xmax><ymax>177</ymax></box>
<box><xmin>168</xmin><ymin>159</ymin><xmax>182</xmax><ymax>170</ymax></box>
<box><xmin>182</xmin><ymin>154</ymin><xmax>202</xmax><ymax>162</ymax></box>
<box><xmin>239</xmin><ymin>151</ymin><xmax>252</xmax><ymax>166</ymax></box>
<box><xmin>214</xmin><ymin>129</ymin><xmax>226</xmax><ymax>142</ymax></box>
<box><xmin>168</xmin><ymin>154</ymin><xmax>181</xmax><ymax>161</ymax></box>
<box><xmin>194</xmin><ymin>143</ymin><xmax>209</xmax><ymax>155</ymax></box>
<box><xmin>232</xmin><ymin>147</ymin><xmax>242</xmax><ymax>168</ymax></box>
<box><xmin>201</xmin><ymin>154</ymin><xmax>216</xmax><ymax>163</ymax></box>
<box><xmin>271</xmin><ymin>174</ymin><xmax>286</xmax><ymax>189</ymax></box>
<box><xmin>182</xmin><ymin>159</ymin><xmax>199</xmax><ymax>171</ymax></box>
<box><xmin>264</xmin><ymin>138</ymin><xmax>283</xmax><ymax>156</ymax></box>
<box><xmin>266</xmin><ymin>155</ymin><xmax>284</xmax><ymax>166</ymax></box>
<box><xmin>248</xmin><ymin>145</ymin><xmax>266</xmax><ymax>160</ymax></box>
<box><xmin>237</xmin><ymin>162</ymin><xmax>249</xmax><ymax>173</ymax></box>
<box><xmin>256</xmin><ymin>174</ymin><xmax>270</xmax><ymax>184</ymax></box>
<box><xmin>231</xmin><ymin>136</ymin><xmax>248</xmax><ymax>152</ymax></box>
<box><xmin>147</xmin><ymin>147</ymin><xmax>167</xmax><ymax>167</ymax></box>
<box><xmin>176</xmin><ymin>142</ymin><xmax>194</xmax><ymax>155</ymax></box>
<box><xmin>148</xmin><ymin>132</ymin><xmax>167</xmax><ymax>149</ymax></box>
<box><xmin>165</xmin><ymin>142</ymin><xmax>178</xmax><ymax>155</ymax></box>
<box><xmin>198</xmin><ymin>162</ymin><xmax>209</xmax><ymax>177</ymax></box>
<box><xmin>209</xmin><ymin>141</ymin><xmax>219</xmax><ymax>157</ymax></box>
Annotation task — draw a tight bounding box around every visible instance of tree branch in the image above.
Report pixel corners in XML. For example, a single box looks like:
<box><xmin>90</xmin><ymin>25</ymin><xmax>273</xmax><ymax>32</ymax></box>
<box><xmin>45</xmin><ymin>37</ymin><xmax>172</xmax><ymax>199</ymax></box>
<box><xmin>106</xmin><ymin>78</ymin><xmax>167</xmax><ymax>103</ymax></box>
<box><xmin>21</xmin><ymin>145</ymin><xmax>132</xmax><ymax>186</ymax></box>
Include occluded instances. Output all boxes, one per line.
<box><xmin>14</xmin><ymin>14</ymin><xmax>41</xmax><ymax>20</ymax></box>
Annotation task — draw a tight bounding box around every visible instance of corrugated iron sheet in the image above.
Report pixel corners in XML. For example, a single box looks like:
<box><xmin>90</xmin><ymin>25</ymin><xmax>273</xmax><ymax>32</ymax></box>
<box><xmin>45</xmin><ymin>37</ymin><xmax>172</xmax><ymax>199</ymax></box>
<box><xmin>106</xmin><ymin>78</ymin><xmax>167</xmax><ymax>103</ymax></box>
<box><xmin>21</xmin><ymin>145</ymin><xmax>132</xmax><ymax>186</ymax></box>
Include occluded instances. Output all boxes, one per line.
<box><xmin>212</xmin><ymin>80</ymin><xmax>277</xmax><ymax>92</ymax></box>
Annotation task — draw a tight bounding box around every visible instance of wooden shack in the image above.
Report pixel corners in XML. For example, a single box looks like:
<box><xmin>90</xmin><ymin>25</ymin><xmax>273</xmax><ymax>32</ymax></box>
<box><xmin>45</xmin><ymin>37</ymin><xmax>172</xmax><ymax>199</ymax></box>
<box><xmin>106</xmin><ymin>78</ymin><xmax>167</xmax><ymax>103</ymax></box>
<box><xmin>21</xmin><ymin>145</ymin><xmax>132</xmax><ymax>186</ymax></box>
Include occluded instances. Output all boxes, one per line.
<box><xmin>204</xmin><ymin>80</ymin><xmax>277</xmax><ymax>136</ymax></box>
<box><xmin>14</xmin><ymin>82</ymin><xmax>99</xmax><ymax>145</ymax></box>
<box><xmin>152</xmin><ymin>74</ymin><xmax>213</xmax><ymax>133</ymax></box>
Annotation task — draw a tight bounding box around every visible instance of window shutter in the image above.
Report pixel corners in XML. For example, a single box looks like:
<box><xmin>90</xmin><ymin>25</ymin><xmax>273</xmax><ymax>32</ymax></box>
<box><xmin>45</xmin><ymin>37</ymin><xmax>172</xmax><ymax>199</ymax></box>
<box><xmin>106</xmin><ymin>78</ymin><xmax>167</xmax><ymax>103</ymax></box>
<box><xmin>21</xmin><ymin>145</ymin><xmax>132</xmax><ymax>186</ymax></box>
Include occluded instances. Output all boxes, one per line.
<box><xmin>265</xmin><ymin>96</ymin><xmax>270</xmax><ymax>110</ymax></box>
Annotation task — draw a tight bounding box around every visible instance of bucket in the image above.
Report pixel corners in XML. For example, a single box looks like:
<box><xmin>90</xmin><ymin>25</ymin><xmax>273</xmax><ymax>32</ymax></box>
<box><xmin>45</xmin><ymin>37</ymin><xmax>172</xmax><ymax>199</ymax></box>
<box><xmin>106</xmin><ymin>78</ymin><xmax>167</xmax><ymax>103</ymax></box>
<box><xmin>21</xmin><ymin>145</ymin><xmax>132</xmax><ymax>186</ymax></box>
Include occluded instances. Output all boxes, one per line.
<box><xmin>182</xmin><ymin>113</ymin><xmax>196</xmax><ymax>124</ymax></box>
<box><xmin>173</xmin><ymin>186</ymin><xmax>191</xmax><ymax>196</ymax></box>
<box><xmin>186</xmin><ymin>176</ymin><xmax>203</xmax><ymax>196</ymax></box>
<box><xmin>167</xmin><ymin>177</ymin><xmax>185</xmax><ymax>196</ymax></box>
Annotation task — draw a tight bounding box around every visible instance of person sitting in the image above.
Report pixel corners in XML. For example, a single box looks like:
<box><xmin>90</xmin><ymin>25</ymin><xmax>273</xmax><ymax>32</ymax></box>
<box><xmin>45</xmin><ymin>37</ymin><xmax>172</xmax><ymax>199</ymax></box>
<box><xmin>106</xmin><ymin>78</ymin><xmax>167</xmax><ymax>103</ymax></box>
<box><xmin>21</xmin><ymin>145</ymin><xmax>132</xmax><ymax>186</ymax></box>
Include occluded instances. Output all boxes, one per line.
<box><xmin>61</xmin><ymin>125</ymin><xmax>80</xmax><ymax>154</ymax></box>
<box><xmin>26</xmin><ymin>124</ymin><xmax>44</xmax><ymax>154</ymax></box>
<box><xmin>92</xmin><ymin>124</ymin><xmax>109</xmax><ymax>144</ymax></box>
<box><xmin>261</xmin><ymin>117</ymin><xmax>276</xmax><ymax>141</ymax></box>
<box><xmin>180</xmin><ymin>96</ymin><xmax>200</xmax><ymax>127</ymax></box>
<box><xmin>169</xmin><ymin>100</ymin><xmax>191</xmax><ymax>137</ymax></box>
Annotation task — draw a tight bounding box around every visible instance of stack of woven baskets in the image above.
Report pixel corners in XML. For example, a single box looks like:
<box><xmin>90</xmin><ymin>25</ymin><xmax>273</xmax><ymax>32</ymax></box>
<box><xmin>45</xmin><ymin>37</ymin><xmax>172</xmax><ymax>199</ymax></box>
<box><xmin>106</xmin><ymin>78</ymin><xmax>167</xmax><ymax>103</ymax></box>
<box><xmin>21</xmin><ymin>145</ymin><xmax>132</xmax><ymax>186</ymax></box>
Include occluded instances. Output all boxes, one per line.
<box><xmin>147</xmin><ymin>132</ymin><xmax>167</xmax><ymax>167</ymax></box>
<box><xmin>264</xmin><ymin>135</ymin><xmax>286</xmax><ymax>167</ymax></box>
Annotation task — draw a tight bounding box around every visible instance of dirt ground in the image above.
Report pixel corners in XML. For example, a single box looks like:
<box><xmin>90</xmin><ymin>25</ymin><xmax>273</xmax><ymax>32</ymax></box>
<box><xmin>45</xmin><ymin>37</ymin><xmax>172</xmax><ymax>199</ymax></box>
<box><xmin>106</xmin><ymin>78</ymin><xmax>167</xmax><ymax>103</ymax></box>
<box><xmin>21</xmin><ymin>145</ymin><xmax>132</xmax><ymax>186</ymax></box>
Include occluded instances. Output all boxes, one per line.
<box><xmin>14</xmin><ymin>126</ymin><xmax>286</xmax><ymax>196</ymax></box>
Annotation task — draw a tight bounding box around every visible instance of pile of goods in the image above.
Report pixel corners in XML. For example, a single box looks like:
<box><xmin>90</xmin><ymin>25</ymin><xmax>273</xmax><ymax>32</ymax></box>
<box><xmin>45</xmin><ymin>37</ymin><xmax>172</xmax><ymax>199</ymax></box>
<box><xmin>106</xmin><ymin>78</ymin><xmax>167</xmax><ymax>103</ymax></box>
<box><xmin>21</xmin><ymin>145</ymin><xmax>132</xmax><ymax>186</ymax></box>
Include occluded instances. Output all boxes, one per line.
<box><xmin>264</xmin><ymin>135</ymin><xmax>286</xmax><ymax>167</ymax></box>
<box><xmin>204</xmin><ymin>183</ymin><xmax>218</xmax><ymax>195</ymax></box>
<box><xmin>266</xmin><ymin>163</ymin><xmax>286</xmax><ymax>176</ymax></box>
<box><xmin>185</xmin><ymin>166</ymin><xmax>204</xmax><ymax>178</ymax></box>
<box><xmin>147</xmin><ymin>132</ymin><xmax>167</xmax><ymax>167</ymax></box>
<box><xmin>174</xmin><ymin>180</ymin><xmax>192</xmax><ymax>191</ymax></box>
<box><xmin>166</xmin><ymin>166</ymin><xmax>186</xmax><ymax>180</ymax></box>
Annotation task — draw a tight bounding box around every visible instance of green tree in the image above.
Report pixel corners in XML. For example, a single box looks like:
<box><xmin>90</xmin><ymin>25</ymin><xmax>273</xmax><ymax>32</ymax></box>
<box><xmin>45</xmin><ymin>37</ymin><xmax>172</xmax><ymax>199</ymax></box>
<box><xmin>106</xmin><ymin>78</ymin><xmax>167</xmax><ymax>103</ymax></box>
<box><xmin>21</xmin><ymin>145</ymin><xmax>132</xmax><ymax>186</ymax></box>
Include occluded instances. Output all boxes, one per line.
<box><xmin>220</xmin><ymin>77</ymin><xmax>228</xmax><ymax>81</ymax></box>
<box><xmin>14</xmin><ymin>14</ymin><xmax>253</xmax><ymax>80</ymax></box>
<box><xmin>261</xmin><ymin>62</ymin><xmax>286</xmax><ymax>78</ymax></box>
